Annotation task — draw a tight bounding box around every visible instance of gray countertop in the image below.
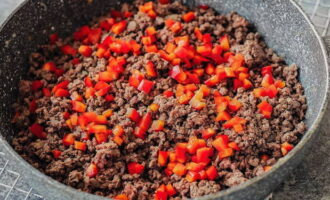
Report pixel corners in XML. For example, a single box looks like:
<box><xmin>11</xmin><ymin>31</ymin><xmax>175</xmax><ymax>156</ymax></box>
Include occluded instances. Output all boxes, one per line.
<box><xmin>0</xmin><ymin>0</ymin><xmax>329</xmax><ymax>200</ymax></box>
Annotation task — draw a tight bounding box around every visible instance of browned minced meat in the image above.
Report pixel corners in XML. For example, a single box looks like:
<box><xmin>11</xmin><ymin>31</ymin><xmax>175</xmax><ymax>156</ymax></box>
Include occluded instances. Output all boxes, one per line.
<box><xmin>11</xmin><ymin>0</ymin><xmax>307</xmax><ymax>199</ymax></box>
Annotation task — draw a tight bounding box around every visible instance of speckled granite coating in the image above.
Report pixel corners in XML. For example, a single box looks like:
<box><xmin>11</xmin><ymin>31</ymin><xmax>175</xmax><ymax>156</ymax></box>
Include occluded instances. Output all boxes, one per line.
<box><xmin>0</xmin><ymin>0</ymin><xmax>328</xmax><ymax>200</ymax></box>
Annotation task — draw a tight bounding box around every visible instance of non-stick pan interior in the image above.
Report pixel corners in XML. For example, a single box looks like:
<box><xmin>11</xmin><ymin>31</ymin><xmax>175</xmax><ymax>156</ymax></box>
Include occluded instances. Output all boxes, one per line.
<box><xmin>0</xmin><ymin>0</ymin><xmax>327</xmax><ymax>200</ymax></box>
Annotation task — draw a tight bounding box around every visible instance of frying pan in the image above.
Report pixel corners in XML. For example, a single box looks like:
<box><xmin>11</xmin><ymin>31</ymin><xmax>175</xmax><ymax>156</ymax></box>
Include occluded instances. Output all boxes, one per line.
<box><xmin>0</xmin><ymin>0</ymin><xmax>328</xmax><ymax>199</ymax></box>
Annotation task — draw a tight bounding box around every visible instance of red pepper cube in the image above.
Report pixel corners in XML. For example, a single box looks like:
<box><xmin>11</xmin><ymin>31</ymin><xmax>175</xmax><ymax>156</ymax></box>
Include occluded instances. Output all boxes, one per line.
<box><xmin>63</xmin><ymin>134</ymin><xmax>75</xmax><ymax>146</ymax></box>
<box><xmin>74</xmin><ymin>141</ymin><xmax>87</xmax><ymax>151</ymax></box>
<box><xmin>49</xmin><ymin>33</ymin><xmax>58</xmax><ymax>44</ymax></box>
<box><xmin>29</xmin><ymin>100</ymin><xmax>37</xmax><ymax>114</ymax></box>
<box><xmin>155</xmin><ymin>185</ymin><xmax>168</xmax><ymax>200</ymax></box>
<box><xmin>78</xmin><ymin>45</ymin><xmax>93</xmax><ymax>57</ymax></box>
<box><xmin>219</xmin><ymin>35</ymin><xmax>230</xmax><ymax>51</ymax></box>
<box><xmin>218</xmin><ymin>148</ymin><xmax>234</xmax><ymax>159</ymax></box>
<box><xmin>151</xmin><ymin>120</ymin><xmax>165</xmax><ymax>132</ymax></box>
<box><xmin>114</xmin><ymin>194</ymin><xmax>129</xmax><ymax>200</ymax></box>
<box><xmin>127</xmin><ymin>108</ymin><xmax>141</xmax><ymax>123</ymax></box>
<box><xmin>127</xmin><ymin>162</ymin><xmax>144</xmax><ymax>174</ymax></box>
<box><xmin>228</xmin><ymin>99</ymin><xmax>242</xmax><ymax>112</ymax></box>
<box><xmin>228</xmin><ymin>142</ymin><xmax>240</xmax><ymax>151</ymax></box>
<box><xmin>95</xmin><ymin>132</ymin><xmax>108</xmax><ymax>144</ymax></box>
<box><xmin>172</xmin><ymin>163</ymin><xmax>187</xmax><ymax>176</ymax></box>
<box><xmin>52</xmin><ymin>80</ymin><xmax>70</xmax><ymax>93</ymax></box>
<box><xmin>129</xmin><ymin>70</ymin><xmax>144</xmax><ymax>88</ymax></box>
<box><xmin>86</xmin><ymin>163</ymin><xmax>98</xmax><ymax>178</ymax></box>
<box><xmin>158</xmin><ymin>151</ymin><xmax>169</xmax><ymax>167</ymax></box>
<box><xmin>165</xmin><ymin>184</ymin><xmax>176</xmax><ymax>196</ymax></box>
<box><xmin>52</xmin><ymin>150</ymin><xmax>62</xmax><ymax>159</ymax></box>
<box><xmin>206</xmin><ymin>166</ymin><xmax>218</xmax><ymax>180</ymax></box>
<box><xmin>61</xmin><ymin>45</ymin><xmax>77</xmax><ymax>56</ymax></box>
<box><xmin>99</xmin><ymin>71</ymin><xmax>119</xmax><ymax>82</ymax></box>
<box><xmin>186</xmin><ymin>137</ymin><xmax>206</xmax><ymax>154</ymax></box>
<box><xmin>182</xmin><ymin>12</ymin><xmax>195</xmax><ymax>22</ymax></box>
<box><xmin>71</xmin><ymin>100</ymin><xmax>86</xmax><ymax>113</ymax></box>
<box><xmin>196</xmin><ymin>147</ymin><xmax>213</xmax><ymax>164</ymax></box>
<box><xmin>170</xmin><ymin>66</ymin><xmax>187</xmax><ymax>83</ymax></box>
<box><xmin>113</xmin><ymin>125</ymin><xmax>124</xmax><ymax>137</ymax></box>
<box><xmin>111</xmin><ymin>20</ymin><xmax>127</xmax><ymax>35</ymax></box>
<box><xmin>31</xmin><ymin>80</ymin><xmax>43</xmax><ymax>91</ymax></box>
<box><xmin>186</xmin><ymin>162</ymin><xmax>205</xmax><ymax>173</ymax></box>
<box><xmin>258</xmin><ymin>101</ymin><xmax>273</xmax><ymax>119</ymax></box>
<box><xmin>138</xmin><ymin>112</ymin><xmax>152</xmax><ymax>131</ymax></box>
<box><xmin>202</xmin><ymin>128</ymin><xmax>216</xmax><ymax>139</ymax></box>
<box><xmin>145</xmin><ymin>61</ymin><xmax>157</xmax><ymax>77</ymax></box>
<box><xmin>145</xmin><ymin>45</ymin><xmax>158</xmax><ymax>53</ymax></box>
<box><xmin>198</xmin><ymin>170</ymin><xmax>208</xmax><ymax>180</ymax></box>
<box><xmin>261</xmin><ymin>66</ymin><xmax>273</xmax><ymax>76</ymax></box>
<box><xmin>212</xmin><ymin>135</ymin><xmax>229</xmax><ymax>151</ymax></box>
<box><xmin>137</xmin><ymin>79</ymin><xmax>155</xmax><ymax>94</ymax></box>
<box><xmin>29</xmin><ymin>123</ymin><xmax>47</xmax><ymax>139</ymax></box>
<box><xmin>186</xmin><ymin>171</ymin><xmax>200</xmax><ymax>182</ymax></box>
<box><xmin>54</xmin><ymin>88</ymin><xmax>70</xmax><ymax>97</ymax></box>
<box><xmin>175</xmin><ymin>143</ymin><xmax>187</xmax><ymax>163</ymax></box>
<box><xmin>42</xmin><ymin>61</ymin><xmax>57</xmax><ymax>72</ymax></box>
<box><xmin>261</xmin><ymin>74</ymin><xmax>275</xmax><ymax>88</ymax></box>
<box><xmin>163</xmin><ymin>90</ymin><xmax>174</xmax><ymax>97</ymax></box>
<box><xmin>95</xmin><ymin>115</ymin><xmax>107</xmax><ymax>124</ymax></box>
<box><xmin>281</xmin><ymin>142</ymin><xmax>294</xmax><ymax>156</ymax></box>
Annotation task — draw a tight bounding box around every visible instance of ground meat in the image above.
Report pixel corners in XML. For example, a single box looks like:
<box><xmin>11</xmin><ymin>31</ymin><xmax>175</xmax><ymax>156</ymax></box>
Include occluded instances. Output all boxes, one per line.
<box><xmin>11</xmin><ymin>1</ymin><xmax>307</xmax><ymax>199</ymax></box>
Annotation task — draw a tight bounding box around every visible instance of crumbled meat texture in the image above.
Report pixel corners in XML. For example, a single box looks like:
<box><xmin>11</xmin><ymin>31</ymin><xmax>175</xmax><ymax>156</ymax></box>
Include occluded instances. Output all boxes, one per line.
<box><xmin>11</xmin><ymin>0</ymin><xmax>307</xmax><ymax>199</ymax></box>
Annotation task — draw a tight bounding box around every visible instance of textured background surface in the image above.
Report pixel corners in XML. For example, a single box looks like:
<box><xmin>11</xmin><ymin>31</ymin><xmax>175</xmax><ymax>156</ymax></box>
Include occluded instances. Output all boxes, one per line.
<box><xmin>0</xmin><ymin>0</ymin><xmax>328</xmax><ymax>200</ymax></box>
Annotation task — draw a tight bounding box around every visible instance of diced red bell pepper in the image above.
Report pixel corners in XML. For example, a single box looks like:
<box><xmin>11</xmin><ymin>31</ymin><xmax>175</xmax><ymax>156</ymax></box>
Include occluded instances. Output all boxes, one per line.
<box><xmin>194</xmin><ymin>27</ymin><xmax>203</xmax><ymax>41</ymax></box>
<box><xmin>274</xmin><ymin>80</ymin><xmax>286</xmax><ymax>88</ymax></box>
<box><xmin>111</xmin><ymin>20</ymin><xmax>127</xmax><ymax>35</ymax></box>
<box><xmin>78</xmin><ymin>45</ymin><xmax>93</xmax><ymax>57</ymax></box>
<box><xmin>62</xmin><ymin>112</ymin><xmax>70</xmax><ymax>120</ymax></box>
<box><xmin>223</xmin><ymin>116</ymin><xmax>246</xmax><ymax>129</ymax></box>
<box><xmin>73</xmin><ymin>25</ymin><xmax>91</xmax><ymax>41</ymax></box>
<box><xmin>84</xmin><ymin>76</ymin><xmax>94</xmax><ymax>87</ymax></box>
<box><xmin>113</xmin><ymin>125</ymin><xmax>124</xmax><ymax>137</ymax></box>
<box><xmin>42</xmin><ymin>61</ymin><xmax>57</xmax><ymax>72</ymax></box>
<box><xmin>196</xmin><ymin>147</ymin><xmax>213</xmax><ymax>164</ymax></box>
<box><xmin>61</xmin><ymin>45</ymin><xmax>77</xmax><ymax>56</ymax></box>
<box><xmin>233</xmin><ymin>79</ymin><xmax>243</xmax><ymax>91</ymax></box>
<box><xmin>261</xmin><ymin>74</ymin><xmax>274</xmax><ymax>88</ymax></box>
<box><xmin>129</xmin><ymin>70</ymin><xmax>144</xmax><ymax>88</ymax></box>
<box><xmin>52</xmin><ymin>149</ymin><xmax>62</xmax><ymax>158</ymax></box>
<box><xmin>146</xmin><ymin>26</ymin><xmax>157</xmax><ymax>36</ymax></box>
<box><xmin>163</xmin><ymin>90</ymin><xmax>174</xmax><ymax>97</ymax></box>
<box><xmin>29</xmin><ymin>123</ymin><xmax>46</xmax><ymax>139</ymax></box>
<box><xmin>142</xmin><ymin>35</ymin><xmax>156</xmax><ymax>45</ymax></box>
<box><xmin>74</xmin><ymin>141</ymin><xmax>87</xmax><ymax>151</ymax></box>
<box><xmin>165</xmin><ymin>184</ymin><xmax>176</xmax><ymax>196</ymax></box>
<box><xmin>206</xmin><ymin>166</ymin><xmax>218</xmax><ymax>180</ymax></box>
<box><xmin>186</xmin><ymin>137</ymin><xmax>206</xmax><ymax>154</ymax></box>
<box><xmin>145</xmin><ymin>61</ymin><xmax>157</xmax><ymax>77</ymax></box>
<box><xmin>196</xmin><ymin>45</ymin><xmax>212</xmax><ymax>57</ymax></box>
<box><xmin>219</xmin><ymin>35</ymin><xmax>230</xmax><ymax>51</ymax></box>
<box><xmin>228</xmin><ymin>142</ymin><xmax>240</xmax><ymax>151</ymax></box>
<box><xmin>96</xmin><ymin>114</ymin><xmax>107</xmax><ymax>124</ymax></box>
<box><xmin>204</xmin><ymin>75</ymin><xmax>219</xmax><ymax>87</ymax></box>
<box><xmin>159</xmin><ymin>0</ymin><xmax>170</xmax><ymax>4</ymax></box>
<box><xmin>198</xmin><ymin>170</ymin><xmax>208</xmax><ymax>180</ymax></box>
<box><xmin>127</xmin><ymin>108</ymin><xmax>141</xmax><ymax>123</ymax></box>
<box><xmin>71</xmin><ymin>100</ymin><xmax>86</xmax><ymax>113</ymax></box>
<box><xmin>102</xmin><ymin>109</ymin><xmax>113</xmax><ymax>118</ymax></box>
<box><xmin>155</xmin><ymin>185</ymin><xmax>167</xmax><ymax>200</ymax></box>
<box><xmin>165</xmin><ymin>42</ymin><xmax>176</xmax><ymax>54</ymax></box>
<box><xmin>186</xmin><ymin>171</ymin><xmax>199</xmax><ymax>182</ymax></box>
<box><xmin>218</xmin><ymin>148</ymin><xmax>234</xmax><ymax>159</ymax></box>
<box><xmin>215</xmin><ymin>111</ymin><xmax>231</xmax><ymax>121</ymax></box>
<box><xmin>128</xmin><ymin>162</ymin><xmax>144</xmax><ymax>174</ymax></box>
<box><xmin>114</xmin><ymin>194</ymin><xmax>129</xmax><ymax>200</ymax></box>
<box><xmin>145</xmin><ymin>45</ymin><xmax>158</xmax><ymax>53</ymax></box>
<box><xmin>63</xmin><ymin>134</ymin><xmax>75</xmax><ymax>146</ymax></box>
<box><xmin>281</xmin><ymin>142</ymin><xmax>294</xmax><ymax>156</ymax></box>
<box><xmin>261</xmin><ymin>66</ymin><xmax>273</xmax><ymax>76</ymax></box>
<box><xmin>182</xmin><ymin>12</ymin><xmax>195</xmax><ymax>22</ymax></box>
<box><xmin>242</xmin><ymin>79</ymin><xmax>253</xmax><ymax>89</ymax></box>
<box><xmin>84</xmin><ymin>87</ymin><xmax>95</xmax><ymax>99</ymax></box>
<box><xmin>95</xmin><ymin>132</ymin><xmax>108</xmax><ymax>144</ymax></box>
<box><xmin>52</xmin><ymin>80</ymin><xmax>70</xmax><ymax>93</ymax></box>
<box><xmin>158</xmin><ymin>151</ymin><xmax>169</xmax><ymax>167</ymax></box>
<box><xmin>200</xmin><ymin>85</ymin><xmax>211</xmax><ymax>96</ymax></box>
<box><xmin>138</xmin><ymin>79</ymin><xmax>155</xmax><ymax>94</ymax></box>
<box><xmin>71</xmin><ymin>91</ymin><xmax>83</xmax><ymax>102</ymax></box>
<box><xmin>94</xmin><ymin>81</ymin><xmax>110</xmax><ymax>91</ymax></box>
<box><xmin>173</xmin><ymin>163</ymin><xmax>187</xmax><ymax>176</ymax></box>
<box><xmin>113</xmin><ymin>136</ymin><xmax>124</xmax><ymax>146</ymax></box>
<box><xmin>54</xmin><ymin>88</ymin><xmax>70</xmax><ymax>97</ymax></box>
<box><xmin>186</xmin><ymin>162</ymin><xmax>205</xmax><ymax>173</ymax></box>
<box><xmin>199</xmin><ymin>4</ymin><xmax>210</xmax><ymax>9</ymax></box>
<box><xmin>29</xmin><ymin>100</ymin><xmax>37</xmax><ymax>114</ymax></box>
<box><xmin>99</xmin><ymin>71</ymin><xmax>119</xmax><ymax>82</ymax></box>
<box><xmin>184</xmin><ymin>84</ymin><xmax>198</xmax><ymax>92</ymax></box>
<box><xmin>212</xmin><ymin>135</ymin><xmax>229</xmax><ymax>151</ymax></box>
<box><xmin>86</xmin><ymin>163</ymin><xmax>98</xmax><ymax>178</ymax></box>
<box><xmin>202</xmin><ymin>128</ymin><xmax>216</xmax><ymax>139</ymax></box>
<box><xmin>169</xmin><ymin>152</ymin><xmax>176</xmax><ymax>163</ymax></box>
<box><xmin>206</xmin><ymin>63</ymin><xmax>215</xmax><ymax>75</ymax></box>
<box><xmin>228</xmin><ymin>99</ymin><xmax>242</xmax><ymax>111</ymax></box>
<box><xmin>134</xmin><ymin>112</ymin><xmax>152</xmax><ymax>138</ymax></box>
<box><xmin>42</xmin><ymin>88</ymin><xmax>51</xmax><ymax>97</ymax></box>
<box><xmin>175</xmin><ymin>143</ymin><xmax>187</xmax><ymax>163</ymax></box>
<box><xmin>169</xmin><ymin>66</ymin><xmax>187</xmax><ymax>83</ymax></box>
<box><xmin>151</xmin><ymin>120</ymin><xmax>165</xmax><ymax>131</ymax></box>
<box><xmin>70</xmin><ymin>113</ymin><xmax>78</xmax><ymax>127</ymax></box>
<box><xmin>31</xmin><ymin>80</ymin><xmax>43</xmax><ymax>91</ymax></box>
<box><xmin>189</xmin><ymin>90</ymin><xmax>206</xmax><ymax>110</ymax></box>
<box><xmin>258</xmin><ymin>101</ymin><xmax>273</xmax><ymax>119</ymax></box>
